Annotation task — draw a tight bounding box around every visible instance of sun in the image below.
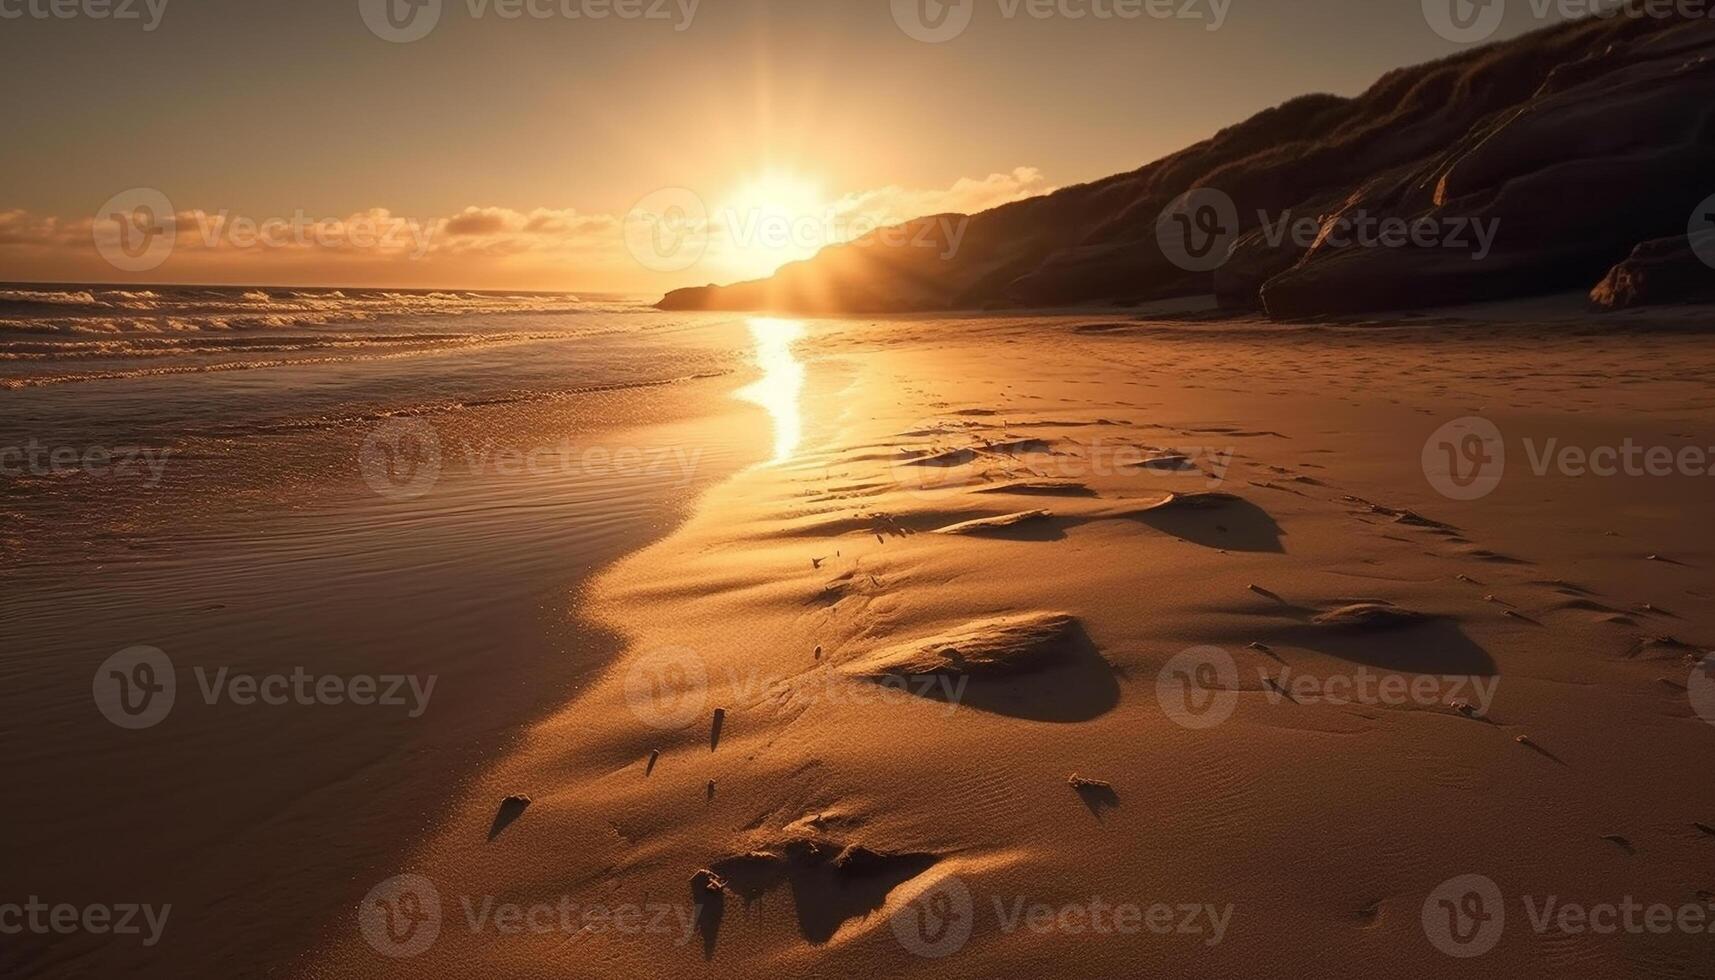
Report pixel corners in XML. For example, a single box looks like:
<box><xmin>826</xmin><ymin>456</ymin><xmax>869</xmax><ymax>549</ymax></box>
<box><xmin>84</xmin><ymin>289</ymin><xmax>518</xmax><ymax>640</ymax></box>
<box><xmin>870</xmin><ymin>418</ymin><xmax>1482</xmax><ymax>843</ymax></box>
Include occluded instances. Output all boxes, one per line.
<box><xmin>713</xmin><ymin>172</ymin><xmax>832</xmax><ymax>279</ymax></box>
<box><xmin>722</xmin><ymin>172</ymin><xmax>826</xmax><ymax>222</ymax></box>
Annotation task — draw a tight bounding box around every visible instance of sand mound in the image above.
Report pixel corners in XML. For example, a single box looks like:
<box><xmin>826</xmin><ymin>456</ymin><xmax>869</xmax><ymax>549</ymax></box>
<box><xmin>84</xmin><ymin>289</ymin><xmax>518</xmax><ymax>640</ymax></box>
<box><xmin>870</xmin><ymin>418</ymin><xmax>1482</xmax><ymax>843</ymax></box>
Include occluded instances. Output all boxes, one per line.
<box><xmin>1311</xmin><ymin>601</ymin><xmax>1430</xmax><ymax>629</ymax></box>
<box><xmin>931</xmin><ymin>510</ymin><xmax>1052</xmax><ymax>535</ymax></box>
<box><xmin>695</xmin><ymin>835</ymin><xmax>939</xmax><ymax>947</ymax></box>
<box><xmin>899</xmin><ymin>447</ymin><xmax>977</xmax><ymax>467</ymax></box>
<box><xmin>1131</xmin><ymin>453</ymin><xmax>1196</xmax><ymax>471</ymax></box>
<box><xmin>839</xmin><ymin>612</ymin><xmax>1079</xmax><ymax>677</ymax></box>
<box><xmin>1137</xmin><ymin>491</ymin><xmax>1241</xmax><ymax>511</ymax></box>
<box><xmin>972</xmin><ymin>480</ymin><xmax>1096</xmax><ymax>496</ymax></box>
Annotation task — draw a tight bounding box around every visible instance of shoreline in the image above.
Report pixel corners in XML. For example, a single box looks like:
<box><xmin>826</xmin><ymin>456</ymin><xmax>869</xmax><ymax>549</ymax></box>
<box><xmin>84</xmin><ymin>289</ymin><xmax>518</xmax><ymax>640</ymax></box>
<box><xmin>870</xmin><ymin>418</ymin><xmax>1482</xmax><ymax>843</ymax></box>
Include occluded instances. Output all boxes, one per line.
<box><xmin>2</xmin><ymin>344</ymin><xmax>773</xmax><ymax>979</ymax></box>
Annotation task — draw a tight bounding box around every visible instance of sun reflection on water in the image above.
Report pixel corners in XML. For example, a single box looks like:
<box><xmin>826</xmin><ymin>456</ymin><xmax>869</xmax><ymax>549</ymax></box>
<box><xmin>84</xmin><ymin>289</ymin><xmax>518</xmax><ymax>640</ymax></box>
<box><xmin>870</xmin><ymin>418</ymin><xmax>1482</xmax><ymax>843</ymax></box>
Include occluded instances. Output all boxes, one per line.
<box><xmin>737</xmin><ymin>317</ymin><xmax>805</xmax><ymax>464</ymax></box>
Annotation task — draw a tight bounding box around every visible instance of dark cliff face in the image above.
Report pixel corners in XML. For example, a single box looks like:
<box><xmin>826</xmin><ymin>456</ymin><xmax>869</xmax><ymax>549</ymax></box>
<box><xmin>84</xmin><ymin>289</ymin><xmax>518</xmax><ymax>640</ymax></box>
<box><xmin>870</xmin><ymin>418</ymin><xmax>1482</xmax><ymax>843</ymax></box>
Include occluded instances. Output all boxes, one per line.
<box><xmin>659</xmin><ymin>9</ymin><xmax>1715</xmax><ymax>318</ymax></box>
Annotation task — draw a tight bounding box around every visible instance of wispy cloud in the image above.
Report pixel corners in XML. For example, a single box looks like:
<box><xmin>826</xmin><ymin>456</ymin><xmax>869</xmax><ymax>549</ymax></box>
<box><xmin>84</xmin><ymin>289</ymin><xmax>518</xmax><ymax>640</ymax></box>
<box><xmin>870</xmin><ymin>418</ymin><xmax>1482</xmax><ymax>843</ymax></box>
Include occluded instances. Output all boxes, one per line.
<box><xmin>0</xmin><ymin>167</ymin><xmax>1052</xmax><ymax>290</ymax></box>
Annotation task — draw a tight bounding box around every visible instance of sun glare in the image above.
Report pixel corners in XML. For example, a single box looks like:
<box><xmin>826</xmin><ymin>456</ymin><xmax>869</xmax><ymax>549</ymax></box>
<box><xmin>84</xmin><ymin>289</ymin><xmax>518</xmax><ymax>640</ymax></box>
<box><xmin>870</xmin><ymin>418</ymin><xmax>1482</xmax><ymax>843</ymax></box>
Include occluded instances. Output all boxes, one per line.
<box><xmin>736</xmin><ymin>317</ymin><xmax>806</xmax><ymax>464</ymax></box>
<box><xmin>715</xmin><ymin>173</ymin><xmax>831</xmax><ymax>279</ymax></box>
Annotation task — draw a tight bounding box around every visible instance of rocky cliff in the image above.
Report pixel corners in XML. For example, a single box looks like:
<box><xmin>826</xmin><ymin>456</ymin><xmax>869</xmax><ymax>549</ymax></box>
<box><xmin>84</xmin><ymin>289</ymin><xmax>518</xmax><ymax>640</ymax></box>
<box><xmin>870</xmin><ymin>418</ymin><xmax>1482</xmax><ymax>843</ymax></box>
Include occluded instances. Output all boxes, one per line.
<box><xmin>659</xmin><ymin>9</ymin><xmax>1715</xmax><ymax>318</ymax></box>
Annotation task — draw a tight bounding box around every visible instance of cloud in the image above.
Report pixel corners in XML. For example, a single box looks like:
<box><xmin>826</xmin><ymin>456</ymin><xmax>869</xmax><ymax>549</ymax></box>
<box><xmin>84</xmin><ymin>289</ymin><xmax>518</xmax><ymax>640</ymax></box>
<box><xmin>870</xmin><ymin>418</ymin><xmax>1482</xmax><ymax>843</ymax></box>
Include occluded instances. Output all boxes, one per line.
<box><xmin>0</xmin><ymin>166</ymin><xmax>1051</xmax><ymax>289</ymax></box>
<box><xmin>828</xmin><ymin>167</ymin><xmax>1051</xmax><ymax>228</ymax></box>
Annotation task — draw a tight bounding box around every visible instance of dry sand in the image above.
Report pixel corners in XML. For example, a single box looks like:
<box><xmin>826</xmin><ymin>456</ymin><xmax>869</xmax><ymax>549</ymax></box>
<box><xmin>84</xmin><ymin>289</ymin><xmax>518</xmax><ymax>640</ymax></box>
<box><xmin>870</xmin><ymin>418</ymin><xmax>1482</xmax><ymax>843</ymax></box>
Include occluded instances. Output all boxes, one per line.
<box><xmin>307</xmin><ymin>305</ymin><xmax>1715</xmax><ymax>979</ymax></box>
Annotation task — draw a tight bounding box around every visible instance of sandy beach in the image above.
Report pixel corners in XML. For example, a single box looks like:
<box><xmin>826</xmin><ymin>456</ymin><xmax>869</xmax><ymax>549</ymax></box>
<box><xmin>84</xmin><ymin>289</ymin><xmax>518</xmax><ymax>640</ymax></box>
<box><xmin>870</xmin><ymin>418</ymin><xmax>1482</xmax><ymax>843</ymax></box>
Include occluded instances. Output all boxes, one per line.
<box><xmin>287</xmin><ymin>303</ymin><xmax>1715</xmax><ymax>979</ymax></box>
<box><xmin>10</xmin><ymin>4</ymin><xmax>1715</xmax><ymax>977</ymax></box>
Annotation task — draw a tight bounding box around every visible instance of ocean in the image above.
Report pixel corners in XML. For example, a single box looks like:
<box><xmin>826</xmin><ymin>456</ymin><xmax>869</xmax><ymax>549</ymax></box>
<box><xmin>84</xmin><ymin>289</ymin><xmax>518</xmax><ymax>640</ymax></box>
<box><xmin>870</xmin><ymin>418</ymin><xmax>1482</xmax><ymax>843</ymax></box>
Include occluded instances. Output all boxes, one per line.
<box><xmin>0</xmin><ymin>282</ymin><xmax>777</xmax><ymax>977</ymax></box>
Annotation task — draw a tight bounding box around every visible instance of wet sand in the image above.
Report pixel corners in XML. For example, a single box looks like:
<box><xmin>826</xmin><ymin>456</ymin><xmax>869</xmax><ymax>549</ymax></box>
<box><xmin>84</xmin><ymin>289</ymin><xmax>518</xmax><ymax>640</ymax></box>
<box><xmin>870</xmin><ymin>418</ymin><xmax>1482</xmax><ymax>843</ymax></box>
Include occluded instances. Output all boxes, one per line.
<box><xmin>1</xmin><ymin>318</ymin><xmax>769</xmax><ymax>978</ymax></box>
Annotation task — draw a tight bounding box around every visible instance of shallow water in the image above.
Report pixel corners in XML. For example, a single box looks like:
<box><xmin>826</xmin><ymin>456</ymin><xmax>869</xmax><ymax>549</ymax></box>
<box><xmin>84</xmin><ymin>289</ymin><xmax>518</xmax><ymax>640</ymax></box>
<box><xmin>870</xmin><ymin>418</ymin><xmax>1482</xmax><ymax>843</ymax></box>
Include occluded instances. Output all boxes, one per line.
<box><xmin>0</xmin><ymin>286</ymin><xmax>779</xmax><ymax>977</ymax></box>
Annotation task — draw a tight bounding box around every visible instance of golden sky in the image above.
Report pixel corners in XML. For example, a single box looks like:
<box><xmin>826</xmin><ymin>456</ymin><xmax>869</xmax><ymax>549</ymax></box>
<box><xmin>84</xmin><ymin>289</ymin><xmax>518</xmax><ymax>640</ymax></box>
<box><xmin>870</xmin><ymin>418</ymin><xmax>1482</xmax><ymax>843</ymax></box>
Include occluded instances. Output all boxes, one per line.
<box><xmin>0</xmin><ymin>0</ymin><xmax>1563</xmax><ymax>293</ymax></box>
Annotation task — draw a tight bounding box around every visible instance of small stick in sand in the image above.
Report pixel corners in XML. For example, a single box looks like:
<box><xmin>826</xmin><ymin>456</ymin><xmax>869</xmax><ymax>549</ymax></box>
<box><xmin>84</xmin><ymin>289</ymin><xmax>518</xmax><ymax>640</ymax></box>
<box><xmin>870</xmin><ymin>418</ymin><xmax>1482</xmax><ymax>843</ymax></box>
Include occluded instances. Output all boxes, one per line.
<box><xmin>646</xmin><ymin>749</ymin><xmax>660</xmax><ymax>776</ymax></box>
<box><xmin>487</xmin><ymin>795</ymin><xmax>532</xmax><ymax>841</ymax></box>
<box><xmin>692</xmin><ymin>868</ymin><xmax>727</xmax><ymax>893</ymax></box>
<box><xmin>1247</xmin><ymin>584</ymin><xmax>1287</xmax><ymax>604</ymax></box>
<box><xmin>710</xmin><ymin>707</ymin><xmax>726</xmax><ymax>751</ymax></box>
<box><xmin>1067</xmin><ymin>774</ymin><xmax>1112</xmax><ymax>790</ymax></box>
